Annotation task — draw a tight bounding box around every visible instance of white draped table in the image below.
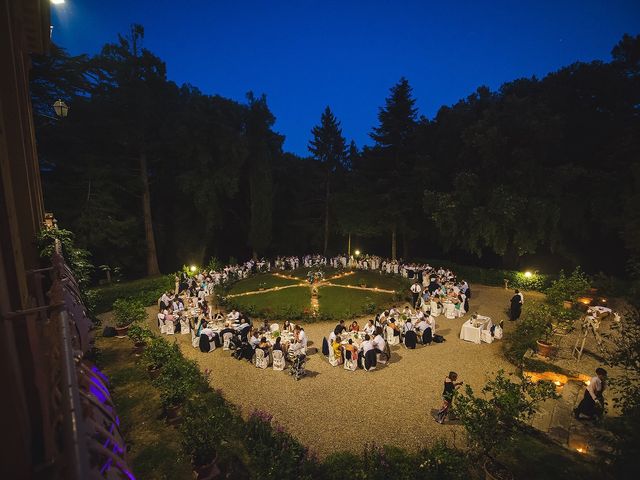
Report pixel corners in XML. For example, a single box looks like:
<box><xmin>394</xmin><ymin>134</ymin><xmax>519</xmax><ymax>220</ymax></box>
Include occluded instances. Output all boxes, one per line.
<box><xmin>459</xmin><ymin>315</ymin><xmax>493</xmax><ymax>344</ymax></box>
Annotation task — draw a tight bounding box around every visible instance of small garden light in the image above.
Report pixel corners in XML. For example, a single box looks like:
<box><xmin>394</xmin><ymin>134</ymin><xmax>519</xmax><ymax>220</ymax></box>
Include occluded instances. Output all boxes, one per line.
<box><xmin>524</xmin><ymin>271</ymin><xmax>533</xmax><ymax>278</ymax></box>
<box><xmin>190</xmin><ymin>265</ymin><xmax>197</xmax><ymax>272</ymax></box>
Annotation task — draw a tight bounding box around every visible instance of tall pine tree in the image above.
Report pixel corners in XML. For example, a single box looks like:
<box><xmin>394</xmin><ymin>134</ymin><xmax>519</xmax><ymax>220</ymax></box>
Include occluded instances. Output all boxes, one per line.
<box><xmin>308</xmin><ymin>106</ymin><xmax>348</xmax><ymax>254</ymax></box>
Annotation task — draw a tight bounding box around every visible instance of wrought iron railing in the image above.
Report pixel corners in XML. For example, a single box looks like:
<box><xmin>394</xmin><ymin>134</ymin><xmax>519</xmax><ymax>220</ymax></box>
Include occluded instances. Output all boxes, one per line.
<box><xmin>6</xmin><ymin>239</ymin><xmax>134</xmax><ymax>479</ymax></box>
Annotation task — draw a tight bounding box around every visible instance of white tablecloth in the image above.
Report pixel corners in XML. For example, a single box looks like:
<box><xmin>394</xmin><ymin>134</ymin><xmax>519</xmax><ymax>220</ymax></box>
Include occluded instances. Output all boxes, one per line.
<box><xmin>459</xmin><ymin>316</ymin><xmax>493</xmax><ymax>344</ymax></box>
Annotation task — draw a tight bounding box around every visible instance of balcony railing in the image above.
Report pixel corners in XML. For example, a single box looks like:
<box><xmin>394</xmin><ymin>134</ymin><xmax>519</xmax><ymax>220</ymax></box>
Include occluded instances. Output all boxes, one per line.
<box><xmin>6</xmin><ymin>240</ymin><xmax>134</xmax><ymax>479</ymax></box>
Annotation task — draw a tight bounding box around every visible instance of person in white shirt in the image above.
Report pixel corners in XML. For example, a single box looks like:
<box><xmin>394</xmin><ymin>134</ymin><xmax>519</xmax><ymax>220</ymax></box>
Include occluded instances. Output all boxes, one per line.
<box><xmin>363</xmin><ymin>320</ymin><xmax>375</xmax><ymax>335</ymax></box>
<box><xmin>373</xmin><ymin>330</ymin><xmax>386</xmax><ymax>357</ymax></box>
<box><xmin>360</xmin><ymin>335</ymin><xmax>374</xmax><ymax>355</ymax></box>
<box><xmin>290</xmin><ymin>326</ymin><xmax>307</xmax><ymax>356</ymax></box>
<box><xmin>410</xmin><ymin>281</ymin><xmax>422</xmax><ymax>307</ymax></box>
<box><xmin>574</xmin><ymin>368</ymin><xmax>607</xmax><ymax>420</ymax></box>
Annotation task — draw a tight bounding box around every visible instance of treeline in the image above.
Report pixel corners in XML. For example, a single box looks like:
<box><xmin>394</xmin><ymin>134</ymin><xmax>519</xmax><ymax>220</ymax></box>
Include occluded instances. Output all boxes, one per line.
<box><xmin>31</xmin><ymin>27</ymin><xmax>640</xmax><ymax>279</ymax></box>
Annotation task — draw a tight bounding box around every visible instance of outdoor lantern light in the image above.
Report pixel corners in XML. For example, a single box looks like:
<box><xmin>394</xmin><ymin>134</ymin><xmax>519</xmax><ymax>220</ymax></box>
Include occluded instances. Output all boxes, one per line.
<box><xmin>53</xmin><ymin>99</ymin><xmax>69</xmax><ymax>117</ymax></box>
<box><xmin>51</xmin><ymin>0</ymin><xmax>65</xmax><ymax>5</ymax></box>
<box><xmin>354</xmin><ymin>249</ymin><xmax>361</xmax><ymax>256</ymax></box>
<box><xmin>190</xmin><ymin>265</ymin><xmax>197</xmax><ymax>272</ymax></box>
<box><xmin>524</xmin><ymin>271</ymin><xmax>533</xmax><ymax>278</ymax></box>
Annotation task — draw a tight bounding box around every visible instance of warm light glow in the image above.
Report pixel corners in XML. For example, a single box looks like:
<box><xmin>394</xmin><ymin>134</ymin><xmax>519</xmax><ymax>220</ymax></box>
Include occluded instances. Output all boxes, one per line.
<box><xmin>524</xmin><ymin>271</ymin><xmax>532</xmax><ymax>278</ymax></box>
<box><xmin>553</xmin><ymin>380</ymin><xmax>562</xmax><ymax>386</ymax></box>
<box><xmin>190</xmin><ymin>265</ymin><xmax>197</xmax><ymax>272</ymax></box>
<box><xmin>51</xmin><ymin>0</ymin><xmax>65</xmax><ymax>4</ymax></box>
<box><xmin>354</xmin><ymin>250</ymin><xmax>361</xmax><ymax>256</ymax></box>
<box><xmin>585</xmin><ymin>379</ymin><xmax>590</xmax><ymax>386</ymax></box>
<box><xmin>576</xmin><ymin>447</ymin><xmax>587</xmax><ymax>454</ymax></box>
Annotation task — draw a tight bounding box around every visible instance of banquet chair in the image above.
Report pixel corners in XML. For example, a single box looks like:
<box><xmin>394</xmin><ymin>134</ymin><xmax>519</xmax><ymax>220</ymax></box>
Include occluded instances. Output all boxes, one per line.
<box><xmin>164</xmin><ymin>321</ymin><xmax>175</xmax><ymax>335</ymax></box>
<box><xmin>157</xmin><ymin>313</ymin><xmax>166</xmax><ymax>333</ymax></box>
<box><xmin>430</xmin><ymin>301</ymin><xmax>441</xmax><ymax>317</ymax></box>
<box><xmin>190</xmin><ymin>330</ymin><xmax>199</xmax><ymax>349</ymax></box>
<box><xmin>222</xmin><ymin>332</ymin><xmax>234</xmax><ymax>350</ymax></box>
<box><xmin>385</xmin><ymin>326</ymin><xmax>400</xmax><ymax>346</ymax></box>
<box><xmin>328</xmin><ymin>345</ymin><xmax>341</xmax><ymax>366</ymax></box>
<box><xmin>179</xmin><ymin>317</ymin><xmax>190</xmax><ymax>334</ymax></box>
<box><xmin>272</xmin><ymin>350</ymin><xmax>285</xmax><ymax>371</ymax></box>
<box><xmin>270</xmin><ymin>323</ymin><xmax>280</xmax><ymax>333</ymax></box>
<box><xmin>254</xmin><ymin>348</ymin><xmax>269</xmax><ymax>369</ymax></box>
<box><xmin>444</xmin><ymin>303</ymin><xmax>456</xmax><ymax>319</ymax></box>
<box><xmin>480</xmin><ymin>329</ymin><xmax>494</xmax><ymax>344</ymax></box>
<box><xmin>343</xmin><ymin>348</ymin><xmax>357</xmax><ymax>371</ymax></box>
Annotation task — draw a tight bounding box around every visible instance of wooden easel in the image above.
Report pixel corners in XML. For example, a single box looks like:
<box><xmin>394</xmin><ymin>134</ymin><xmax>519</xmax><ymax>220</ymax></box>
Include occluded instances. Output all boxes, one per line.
<box><xmin>572</xmin><ymin>314</ymin><xmax>603</xmax><ymax>361</ymax></box>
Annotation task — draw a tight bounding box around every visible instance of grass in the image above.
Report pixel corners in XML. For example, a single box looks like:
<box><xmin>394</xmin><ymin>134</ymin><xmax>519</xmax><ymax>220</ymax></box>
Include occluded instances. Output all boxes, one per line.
<box><xmin>95</xmin><ymin>336</ymin><xmax>193</xmax><ymax>480</ymax></box>
<box><xmin>317</xmin><ymin>286</ymin><xmax>395</xmax><ymax>319</ymax></box>
<box><xmin>89</xmin><ymin>275</ymin><xmax>174</xmax><ymax>314</ymax></box>
<box><xmin>227</xmin><ymin>273</ymin><xmax>303</xmax><ymax>294</ymax></box>
<box><xmin>499</xmin><ymin>428</ymin><xmax>600</xmax><ymax>479</ymax></box>
<box><xmin>328</xmin><ymin>270</ymin><xmax>409</xmax><ymax>291</ymax></box>
<box><xmin>287</xmin><ymin>267</ymin><xmax>340</xmax><ymax>280</ymax></box>
<box><xmin>228</xmin><ymin>285</ymin><xmax>312</xmax><ymax>317</ymax></box>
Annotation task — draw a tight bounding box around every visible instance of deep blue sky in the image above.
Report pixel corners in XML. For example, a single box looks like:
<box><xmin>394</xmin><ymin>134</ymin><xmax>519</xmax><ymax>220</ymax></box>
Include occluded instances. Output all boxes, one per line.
<box><xmin>51</xmin><ymin>0</ymin><xmax>640</xmax><ymax>156</ymax></box>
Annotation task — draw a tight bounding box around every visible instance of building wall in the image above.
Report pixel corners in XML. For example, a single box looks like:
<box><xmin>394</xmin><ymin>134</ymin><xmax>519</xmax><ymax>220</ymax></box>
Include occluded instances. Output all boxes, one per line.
<box><xmin>0</xmin><ymin>0</ymin><xmax>50</xmax><ymax>478</ymax></box>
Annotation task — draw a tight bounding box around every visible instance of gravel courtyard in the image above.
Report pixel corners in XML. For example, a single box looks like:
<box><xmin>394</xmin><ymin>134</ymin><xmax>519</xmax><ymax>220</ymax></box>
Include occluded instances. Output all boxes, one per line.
<box><xmin>136</xmin><ymin>284</ymin><xmax>544</xmax><ymax>458</ymax></box>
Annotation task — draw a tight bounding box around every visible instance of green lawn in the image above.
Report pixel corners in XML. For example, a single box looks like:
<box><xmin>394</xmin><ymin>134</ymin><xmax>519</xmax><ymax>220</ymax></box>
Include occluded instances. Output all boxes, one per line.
<box><xmin>317</xmin><ymin>286</ymin><xmax>395</xmax><ymax>319</ymax></box>
<box><xmin>327</xmin><ymin>270</ymin><xmax>409</xmax><ymax>292</ymax></box>
<box><xmin>287</xmin><ymin>267</ymin><xmax>341</xmax><ymax>280</ymax></box>
<box><xmin>96</xmin><ymin>336</ymin><xmax>193</xmax><ymax>480</ymax></box>
<box><xmin>227</xmin><ymin>285</ymin><xmax>312</xmax><ymax>318</ymax></box>
<box><xmin>227</xmin><ymin>273</ymin><xmax>303</xmax><ymax>294</ymax></box>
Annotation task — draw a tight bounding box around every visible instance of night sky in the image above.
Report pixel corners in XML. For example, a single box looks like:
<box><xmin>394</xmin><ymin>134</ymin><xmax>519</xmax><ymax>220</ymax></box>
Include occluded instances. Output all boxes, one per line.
<box><xmin>51</xmin><ymin>0</ymin><xmax>640</xmax><ymax>156</ymax></box>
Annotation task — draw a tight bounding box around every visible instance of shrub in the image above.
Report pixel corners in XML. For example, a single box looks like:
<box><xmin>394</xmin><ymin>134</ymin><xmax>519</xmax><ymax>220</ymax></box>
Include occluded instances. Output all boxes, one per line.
<box><xmin>112</xmin><ymin>298</ymin><xmax>147</xmax><ymax>327</ymax></box>
<box><xmin>453</xmin><ymin>370</ymin><xmax>557</xmax><ymax>465</ymax></box>
<box><xmin>142</xmin><ymin>336</ymin><xmax>180</xmax><ymax>369</ymax></box>
<box><xmin>244</xmin><ymin>410</ymin><xmax>318</xmax><ymax>479</ymax></box>
<box><xmin>89</xmin><ymin>275</ymin><xmax>174</xmax><ymax>314</ymax></box>
<box><xmin>153</xmin><ymin>354</ymin><xmax>207</xmax><ymax>409</ymax></box>
<box><xmin>127</xmin><ymin>323</ymin><xmax>153</xmax><ymax>345</ymax></box>
<box><xmin>179</xmin><ymin>392</ymin><xmax>235</xmax><ymax>466</ymax></box>
<box><xmin>545</xmin><ymin>267</ymin><xmax>591</xmax><ymax>306</ymax></box>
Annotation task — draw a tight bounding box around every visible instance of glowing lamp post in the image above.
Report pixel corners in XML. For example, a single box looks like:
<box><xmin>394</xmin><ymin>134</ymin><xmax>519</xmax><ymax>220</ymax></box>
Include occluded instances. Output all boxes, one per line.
<box><xmin>53</xmin><ymin>99</ymin><xmax>69</xmax><ymax>117</ymax></box>
<box><xmin>189</xmin><ymin>265</ymin><xmax>197</xmax><ymax>273</ymax></box>
<box><xmin>524</xmin><ymin>271</ymin><xmax>533</xmax><ymax>278</ymax></box>
<box><xmin>354</xmin><ymin>249</ymin><xmax>360</xmax><ymax>257</ymax></box>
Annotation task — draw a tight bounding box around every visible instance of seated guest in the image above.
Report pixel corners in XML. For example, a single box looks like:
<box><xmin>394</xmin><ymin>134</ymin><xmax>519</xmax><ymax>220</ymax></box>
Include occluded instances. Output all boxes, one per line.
<box><xmin>332</xmin><ymin>336</ymin><xmax>343</xmax><ymax>364</ymax></box>
<box><xmin>199</xmin><ymin>322</ymin><xmax>216</xmax><ymax>352</ymax></box>
<box><xmin>227</xmin><ymin>309</ymin><xmax>240</xmax><ymax>323</ymax></box>
<box><xmin>363</xmin><ymin>319</ymin><xmax>376</xmax><ymax>335</ymax></box>
<box><xmin>350</xmin><ymin>320</ymin><xmax>360</xmax><ymax>332</ymax></box>
<box><xmin>219</xmin><ymin>321</ymin><xmax>236</xmax><ymax>338</ymax></box>
<box><xmin>344</xmin><ymin>338</ymin><xmax>358</xmax><ymax>360</ymax></box>
<box><xmin>164</xmin><ymin>309</ymin><xmax>176</xmax><ymax>327</ymax></box>
<box><xmin>359</xmin><ymin>334</ymin><xmax>377</xmax><ymax>369</ymax></box>
<box><xmin>249</xmin><ymin>331</ymin><xmax>260</xmax><ymax>349</ymax></box>
<box><xmin>417</xmin><ymin>315</ymin><xmax>434</xmax><ymax>345</ymax></box>
<box><xmin>258</xmin><ymin>336</ymin><xmax>271</xmax><ymax>353</ymax></box>
<box><xmin>387</xmin><ymin>319</ymin><xmax>400</xmax><ymax>338</ymax></box>
<box><xmin>404</xmin><ymin>316</ymin><xmax>414</xmax><ymax>333</ymax></box>
<box><xmin>334</xmin><ymin>319</ymin><xmax>347</xmax><ymax>335</ymax></box>
<box><xmin>282</xmin><ymin>320</ymin><xmax>294</xmax><ymax>332</ymax></box>
<box><xmin>373</xmin><ymin>329</ymin><xmax>387</xmax><ymax>357</ymax></box>
<box><xmin>402</xmin><ymin>305</ymin><xmax>413</xmax><ymax>317</ymax></box>
<box><xmin>212</xmin><ymin>311</ymin><xmax>225</xmax><ymax>321</ymax></box>
<box><xmin>272</xmin><ymin>336</ymin><xmax>283</xmax><ymax>352</ymax></box>
<box><xmin>289</xmin><ymin>325</ymin><xmax>307</xmax><ymax>356</ymax></box>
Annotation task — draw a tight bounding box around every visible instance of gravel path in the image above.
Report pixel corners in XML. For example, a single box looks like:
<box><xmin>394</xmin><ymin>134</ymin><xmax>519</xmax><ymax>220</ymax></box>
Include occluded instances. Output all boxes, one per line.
<box><xmin>113</xmin><ymin>284</ymin><xmax>542</xmax><ymax>458</ymax></box>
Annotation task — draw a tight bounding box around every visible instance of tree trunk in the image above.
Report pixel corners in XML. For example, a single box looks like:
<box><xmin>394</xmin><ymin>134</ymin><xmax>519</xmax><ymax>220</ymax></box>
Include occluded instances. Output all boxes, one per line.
<box><xmin>140</xmin><ymin>152</ymin><xmax>160</xmax><ymax>276</ymax></box>
<box><xmin>347</xmin><ymin>233</ymin><xmax>351</xmax><ymax>256</ymax></box>
<box><xmin>402</xmin><ymin>230</ymin><xmax>409</xmax><ymax>260</ymax></box>
<box><xmin>323</xmin><ymin>174</ymin><xmax>330</xmax><ymax>256</ymax></box>
<box><xmin>391</xmin><ymin>225</ymin><xmax>397</xmax><ymax>260</ymax></box>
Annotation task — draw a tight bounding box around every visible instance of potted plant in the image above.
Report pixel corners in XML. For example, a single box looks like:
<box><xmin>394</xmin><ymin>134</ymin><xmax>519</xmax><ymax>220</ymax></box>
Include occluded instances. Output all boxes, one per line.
<box><xmin>179</xmin><ymin>393</ymin><xmax>231</xmax><ymax>479</ymax></box>
<box><xmin>113</xmin><ymin>297</ymin><xmax>147</xmax><ymax>336</ymax></box>
<box><xmin>127</xmin><ymin>324</ymin><xmax>153</xmax><ymax>356</ymax></box>
<box><xmin>142</xmin><ymin>337</ymin><xmax>178</xmax><ymax>378</ymax></box>
<box><xmin>453</xmin><ymin>370</ymin><xmax>557</xmax><ymax>480</ymax></box>
<box><xmin>153</xmin><ymin>355</ymin><xmax>205</xmax><ymax>423</ymax></box>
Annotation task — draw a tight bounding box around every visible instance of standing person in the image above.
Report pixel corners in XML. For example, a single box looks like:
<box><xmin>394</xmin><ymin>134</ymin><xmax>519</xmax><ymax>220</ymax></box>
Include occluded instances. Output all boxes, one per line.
<box><xmin>410</xmin><ymin>281</ymin><xmax>422</xmax><ymax>309</ymax></box>
<box><xmin>574</xmin><ymin>368</ymin><xmax>607</xmax><ymax>420</ymax></box>
<box><xmin>509</xmin><ymin>289</ymin><xmax>523</xmax><ymax>321</ymax></box>
<box><xmin>435</xmin><ymin>371</ymin><xmax>463</xmax><ymax>424</ymax></box>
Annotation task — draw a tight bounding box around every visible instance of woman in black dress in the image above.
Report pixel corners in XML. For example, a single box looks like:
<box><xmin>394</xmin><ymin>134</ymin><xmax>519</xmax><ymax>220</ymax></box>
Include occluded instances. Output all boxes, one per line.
<box><xmin>435</xmin><ymin>371</ymin><xmax>463</xmax><ymax>424</ymax></box>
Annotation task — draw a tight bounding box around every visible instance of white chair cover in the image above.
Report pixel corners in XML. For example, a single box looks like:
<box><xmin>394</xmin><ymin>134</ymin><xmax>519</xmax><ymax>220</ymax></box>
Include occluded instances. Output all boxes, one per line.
<box><xmin>386</xmin><ymin>326</ymin><xmax>399</xmax><ymax>346</ymax></box>
<box><xmin>328</xmin><ymin>345</ymin><xmax>341</xmax><ymax>366</ymax></box>
<box><xmin>343</xmin><ymin>348</ymin><xmax>357</xmax><ymax>371</ymax></box>
<box><xmin>164</xmin><ymin>321</ymin><xmax>175</xmax><ymax>335</ymax></box>
<box><xmin>254</xmin><ymin>348</ymin><xmax>269</xmax><ymax>369</ymax></box>
<box><xmin>191</xmin><ymin>330</ymin><xmax>199</xmax><ymax>348</ymax></box>
<box><xmin>480</xmin><ymin>330</ymin><xmax>494</xmax><ymax>344</ymax></box>
<box><xmin>222</xmin><ymin>332</ymin><xmax>233</xmax><ymax>350</ymax></box>
<box><xmin>272</xmin><ymin>350</ymin><xmax>285</xmax><ymax>371</ymax></box>
<box><xmin>270</xmin><ymin>323</ymin><xmax>280</xmax><ymax>333</ymax></box>
<box><xmin>430</xmin><ymin>301</ymin><xmax>441</xmax><ymax>317</ymax></box>
<box><xmin>444</xmin><ymin>303</ymin><xmax>456</xmax><ymax>319</ymax></box>
<box><xmin>179</xmin><ymin>318</ymin><xmax>190</xmax><ymax>334</ymax></box>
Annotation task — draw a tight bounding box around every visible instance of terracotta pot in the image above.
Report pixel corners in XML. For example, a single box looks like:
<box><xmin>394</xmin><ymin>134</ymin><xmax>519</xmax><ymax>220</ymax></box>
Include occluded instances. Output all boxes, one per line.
<box><xmin>484</xmin><ymin>459</ymin><xmax>514</xmax><ymax>480</ymax></box>
<box><xmin>536</xmin><ymin>340</ymin><xmax>556</xmax><ymax>358</ymax></box>
<box><xmin>115</xmin><ymin>324</ymin><xmax>130</xmax><ymax>336</ymax></box>
<box><xmin>193</xmin><ymin>454</ymin><xmax>221</xmax><ymax>480</ymax></box>
<box><xmin>562</xmin><ymin>301</ymin><xmax>573</xmax><ymax>310</ymax></box>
